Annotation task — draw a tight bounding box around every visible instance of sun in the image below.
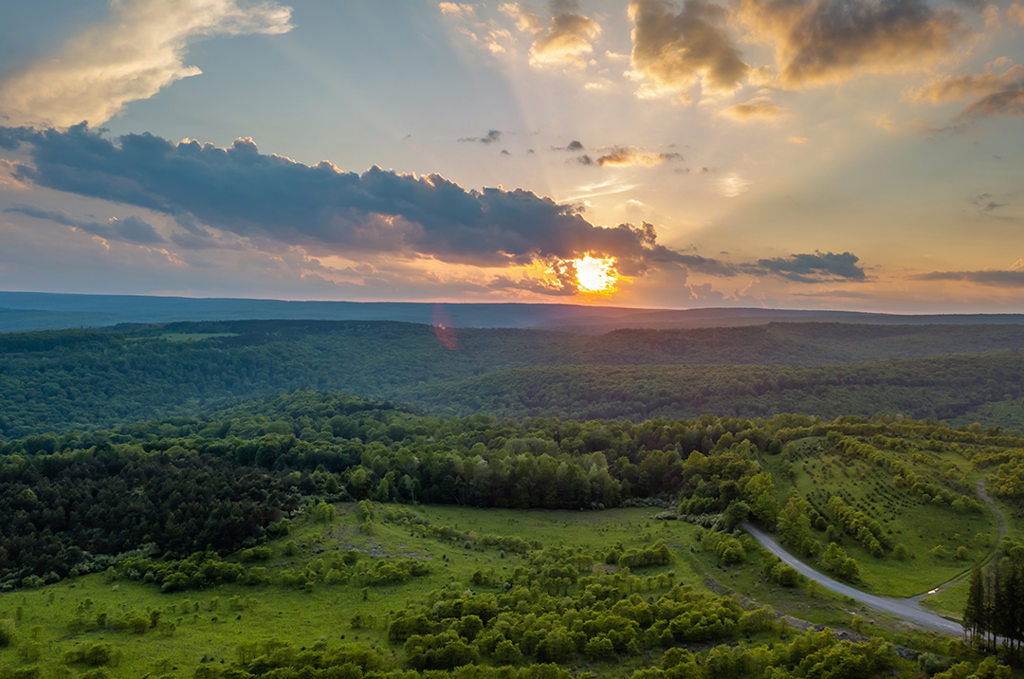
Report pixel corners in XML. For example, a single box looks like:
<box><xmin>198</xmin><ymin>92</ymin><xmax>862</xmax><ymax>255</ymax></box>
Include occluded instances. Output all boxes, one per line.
<box><xmin>572</xmin><ymin>255</ymin><xmax>619</xmax><ymax>294</ymax></box>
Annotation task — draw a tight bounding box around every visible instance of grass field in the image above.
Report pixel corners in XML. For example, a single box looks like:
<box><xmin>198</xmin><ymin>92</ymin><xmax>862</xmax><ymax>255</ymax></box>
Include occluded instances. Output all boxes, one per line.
<box><xmin>0</xmin><ymin>505</ymin><xmax>691</xmax><ymax>677</ymax></box>
<box><xmin>0</xmin><ymin>501</ymin><xmax>957</xmax><ymax>678</ymax></box>
<box><xmin>919</xmin><ymin>492</ymin><xmax>1023</xmax><ymax>618</ymax></box>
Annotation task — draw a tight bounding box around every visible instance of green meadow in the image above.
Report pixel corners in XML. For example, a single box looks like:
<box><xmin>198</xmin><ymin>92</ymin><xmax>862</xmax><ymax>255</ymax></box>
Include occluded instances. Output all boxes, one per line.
<box><xmin>0</xmin><ymin>502</ymin><xmax>972</xmax><ymax>679</ymax></box>
<box><xmin>0</xmin><ymin>505</ymin><xmax>685</xmax><ymax>677</ymax></box>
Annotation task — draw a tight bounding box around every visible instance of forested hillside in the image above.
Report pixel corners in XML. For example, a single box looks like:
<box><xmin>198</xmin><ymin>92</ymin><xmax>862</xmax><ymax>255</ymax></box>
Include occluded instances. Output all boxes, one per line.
<box><xmin>401</xmin><ymin>353</ymin><xmax>1024</xmax><ymax>425</ymax></box>
<box><xmin>2</xmin><ymin>391</ymin><xmax>1024</xmax><ymax>676</ymax></box>
<box><xmin>3</xmin><ymin>320</ymin><xmax>1024</xmax><ymax>438</ymax></box>
<box><xmin>3</xmin><ymin>391</ymin><xmax>1022</xmax><ymax>589</ymax></box>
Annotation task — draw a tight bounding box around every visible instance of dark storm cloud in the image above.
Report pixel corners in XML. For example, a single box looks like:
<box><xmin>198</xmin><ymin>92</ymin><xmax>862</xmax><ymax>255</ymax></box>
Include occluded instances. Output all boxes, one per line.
<box><xmin>752</xmin><ymin>251</ymin><xmax>866</xmax><ymax>283</ymax></box>
<box><xmin>739</xmin><ymin>0</ymin><xmax>968</xmax><ymax>87</ymax></box>
<box><xmin>459</xmin><ymin>129</ymin><xmax>502</xmax><ymax>144</ymax></box>
<box><xmin>4</xmin><ymin>204</ymin><xmax>165</xmax><ymax>245</ymax></box>
<box><xmin>3</xmin><ymin>124</ymin><xmax>715</xmax><ymax>274</ymax></box>
<box><xmin>914</xmin><ymin>269</ymin><xmax>1024</xmax><ymax>287</ymax></box>
<box><xmin>0</xmin><ymin>126</ymin><xmax>35</xmax><ymax>150</ymax></box>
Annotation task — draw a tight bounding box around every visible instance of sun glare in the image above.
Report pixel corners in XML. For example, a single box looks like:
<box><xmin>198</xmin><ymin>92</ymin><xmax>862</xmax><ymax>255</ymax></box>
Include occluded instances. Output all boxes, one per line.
<box><xmin>573</xmin><ymin>255</ymin><xmax>619</xmax><ymax>294</ymax></box>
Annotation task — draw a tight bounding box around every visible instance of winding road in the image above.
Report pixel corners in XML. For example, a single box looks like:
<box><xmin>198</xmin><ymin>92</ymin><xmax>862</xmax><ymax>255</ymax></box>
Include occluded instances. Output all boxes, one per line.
<box><xmin>743</xmin><ymin>523</ymin><xmax>963</xmax><ymax>635</ymax></box>
<box><xmin>742</xmin><ymin>480</ymin><xmax>1007</xmax><ymax>637</ymax></box>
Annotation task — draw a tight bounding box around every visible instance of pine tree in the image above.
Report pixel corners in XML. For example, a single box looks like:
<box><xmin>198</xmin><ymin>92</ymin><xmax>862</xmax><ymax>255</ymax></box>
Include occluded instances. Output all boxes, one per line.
<box><xmin>964</xmin><ymin>564</ymin><xmax>984</xmax><ymax>644</ymax></box>
<box><xmin>1005</xmin><ymin>563</ymin><xmax>1024</xmax><ymax>653</ymax></box>
<box><xmin>986</xmin><ymin>562</ymin><xmax>1001</xmax><ymax>652</ymax></box>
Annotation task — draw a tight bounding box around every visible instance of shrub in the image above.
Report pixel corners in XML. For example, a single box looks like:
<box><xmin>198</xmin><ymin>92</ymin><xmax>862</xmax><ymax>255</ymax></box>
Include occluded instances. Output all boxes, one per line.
<box><xmin>0</xmin><ymin>619</ymin><xmax>14</xmax><ymax>647</ymax></box>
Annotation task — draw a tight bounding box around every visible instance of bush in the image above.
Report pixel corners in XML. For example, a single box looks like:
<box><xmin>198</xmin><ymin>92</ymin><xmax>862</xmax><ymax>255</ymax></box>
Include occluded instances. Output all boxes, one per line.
<box><xmin>64</xmin><ymin>642</ymin><xmax>114</xmax><ymax>667</ymax></box>
<box><xmin>771</xmin><ymin>562</ymin><xmax>802</xmax><ymax>587</ymax></box>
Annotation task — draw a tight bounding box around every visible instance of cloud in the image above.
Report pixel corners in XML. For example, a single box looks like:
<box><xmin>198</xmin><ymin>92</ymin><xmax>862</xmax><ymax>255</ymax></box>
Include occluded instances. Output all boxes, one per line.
<box><xmin>0</xmin><ymin>0</ymin><xmax>293</xmax><ymax>128</ymax></box>
<box><xmin>911</xmin><ymin>63</ymin><xmax>1024</xmax><ymax>103</ymax></box>
<box><xmin>4</xmin><ymin>205</ymin><xmax>165</xmax><ymax>246</ymax></box>
<box><xmin>0</xmin><ymin>127</ymin><xmax>34</xmax><ymax>150</ymax></box>
<box><xmin>627</xmin><ymin>0</ymin><xmax>749</xmax><ymax>99</ymax></box>
<box><xmin>914</xmin><ymin>269</ymin><xmax>1024</xmax><ymax>287</ymax></box>
<box><xmin>488</xmin><ymin>272</ymin><xmax>580</xmax><ymax>296</ymax></box>
<box><xmin>971</xmin><ymin>192</ymin><xmax>1006</xmax><ymax>213</ymax></box>
<box><xmin>551</xmin><ymin>139</ymin><xmax>586</xmax><ymax>151</ymax></box>
<box><xmin>913</xmin><ymin>60</ymin><xmax>1024</xmax><ymax>127</ymax></box>
<box><xmin>550</xmin><ymin>0</ymin><xmax>581</xmax><ymax>13</ymax></box>
<box><xmin>3</xmin><ymin>124</ymin><xmax>725</xmax><ymax>280</ymax></box>
<box><xmin>501</xmin><ymin>1</ymin><xmax>602</xmax><ymax>69</ymax></box>
<box><xmin>953</xmin><ymin>84</ymin><xmax>1024</xmax><ymax>123</ymax></box>
<box><xmin>738</xmin><ymin>0</ymin><xmax>968</xmax><ymax>88</ymax></box>
<box><xmin>951</xmin><ymin>0</ymin><xmax>986</xmax><ymax>10</ymax></box>
<box><xmin>752</xmin><ymin>251</ymin><xmax>867</xmax><ymax>283</ymax></box>
<box><xmin>721</xmin><ymin>96</ymin><xmax>782</xmax><ymax>120</ymax></box>
<box><xmin>529</xmin><ymin>11</ymin><xmax>602</xmax><ymax>69</ymax></box>
<box><xmin>438</xmin><ymin>2</ymin><xmax>476</xmax><ymax>17</ymax></box>
<box><xmin>1010</xmin><ymin>2</ymin><xmax>1024</xmax><ymax>24</ymax></box>
<box><xmin>499</xmin><ymin>2</ymin><xmax>544</xmax><ymax>33</ymax></box>
<box><xmin>459</xmin><ymin>129</ymin><xmax>502</xmax><ymax>144</ymax></box>
<box><xmin>595</xmin><ymin>147</ymin><xmax>683</xmax><ymax>167</ymax></box>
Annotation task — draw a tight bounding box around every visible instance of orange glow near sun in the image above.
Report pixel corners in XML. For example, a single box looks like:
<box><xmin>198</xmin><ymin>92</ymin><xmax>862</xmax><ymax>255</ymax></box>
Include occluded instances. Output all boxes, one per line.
<box><xmin>572</xmin><ymin>255</ymin><xmax>619</xmax><ymax>294</ymax></box>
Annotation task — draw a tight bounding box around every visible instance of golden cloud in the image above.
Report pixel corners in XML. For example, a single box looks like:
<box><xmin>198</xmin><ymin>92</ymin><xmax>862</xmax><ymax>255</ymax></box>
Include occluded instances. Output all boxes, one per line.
<box><xmin>595</xmin><ymin>147</ymin><xmax>682</xmax><ymax>167</ymax></box>
<box><xmin>530</xmin><ymin>13</ymin><xmax>602</xmax><ymax>69</ymax></box>
<box><xmin>0</xmin><ymin>0</ymin><xmax>293</xmax><ymax>128</ymax></box>
<box><xmin>438</xmin><ymin>2</ymin><xmax>475</xmax><ymax>17</ymax></box>
<box><xmin>911</xmin><ymin>63</ymin><xmax>1024</xmax><ymax>102</ymax></box>
<box><xmin>721</xmin><ymin>97</ymin><xmax>783</xmax><ymax>120</ymax></box>
<box><xmin>738</xmin><ymin>0</ymin><xmax>969</xmax><ymax>88</ymax></box>
<box><xmin>627</xmin><ymin>0</ymin><xmax>749</xmax><ymax>99</ymax></box>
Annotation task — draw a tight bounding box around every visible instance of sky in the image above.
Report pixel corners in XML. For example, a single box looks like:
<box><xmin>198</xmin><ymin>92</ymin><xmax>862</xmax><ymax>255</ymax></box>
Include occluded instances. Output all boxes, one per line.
<box><xmin>0</xmin><ymin>0</ymin><xmax>1022</xmax><ymax>312</ymax></box>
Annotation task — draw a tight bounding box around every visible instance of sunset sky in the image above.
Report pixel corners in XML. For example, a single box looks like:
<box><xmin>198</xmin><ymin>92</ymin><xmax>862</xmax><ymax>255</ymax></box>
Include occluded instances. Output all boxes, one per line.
<box><xmin>0</xmin><ymin>0</ymin><xmax>1022</xmax><ymax>311</ymax></box>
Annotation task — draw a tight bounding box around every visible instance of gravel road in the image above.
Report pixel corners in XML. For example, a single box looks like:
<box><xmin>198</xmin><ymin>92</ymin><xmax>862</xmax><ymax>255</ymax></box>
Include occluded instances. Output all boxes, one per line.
<box><xmin>743</xmin><ymin>522</ymin><xmax>964</xmax><ymax>636</ymax></box>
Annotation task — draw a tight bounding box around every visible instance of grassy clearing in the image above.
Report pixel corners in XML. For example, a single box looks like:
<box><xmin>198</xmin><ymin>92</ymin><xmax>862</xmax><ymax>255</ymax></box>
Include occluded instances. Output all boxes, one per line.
<box><xmin>0</xmin><ymin>505</ymin><xmax>706</xmax><ymax>678</ymax></box>
<box><xmin>0</xmin><ymin>498</ymin><xmax>994</xmax><ymax>677</ymax></box>
<box><xmin>763</xmin><ymin>437</ymin><xmax>999</xmax><ymax>598</ymax></box>
<box><xmin>919</xmin><ymin>491</ymin><xmax>1022</xmax><ymax>618</ymax></box>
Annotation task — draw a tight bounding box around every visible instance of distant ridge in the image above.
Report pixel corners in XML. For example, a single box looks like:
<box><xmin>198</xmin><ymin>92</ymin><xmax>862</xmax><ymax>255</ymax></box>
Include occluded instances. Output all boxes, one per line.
<box><xmin>1</xmin><ymin>290</ymin><xmax>1023</xmax><ymax>333</ymax></box>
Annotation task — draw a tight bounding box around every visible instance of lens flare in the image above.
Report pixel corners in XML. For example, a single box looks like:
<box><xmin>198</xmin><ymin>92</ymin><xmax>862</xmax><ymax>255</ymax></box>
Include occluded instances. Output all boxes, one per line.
<box><xmin>572</xmin><ymin>255</ymin><xmax>619</xmax><ymax>294</ymax></box>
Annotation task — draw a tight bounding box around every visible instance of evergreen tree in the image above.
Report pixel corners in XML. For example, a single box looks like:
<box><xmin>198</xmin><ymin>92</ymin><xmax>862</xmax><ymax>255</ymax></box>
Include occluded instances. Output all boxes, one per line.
<box><xmin>964</xmin><ymin>564</ymin><xmax>984</xmax><ymax>644</ymax></box>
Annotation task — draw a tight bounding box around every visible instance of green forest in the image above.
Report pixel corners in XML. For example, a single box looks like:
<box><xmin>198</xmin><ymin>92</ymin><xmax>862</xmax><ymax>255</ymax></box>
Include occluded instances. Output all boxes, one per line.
<box><xmin>2</xmin><ymin>320</ymin><xmax>1024</xmax><ymax>438</ymax></box>
<box><xmin>2</xmin><ymin>320</ymin><xmax>1024</xmax><ymax>678</ymax></box>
